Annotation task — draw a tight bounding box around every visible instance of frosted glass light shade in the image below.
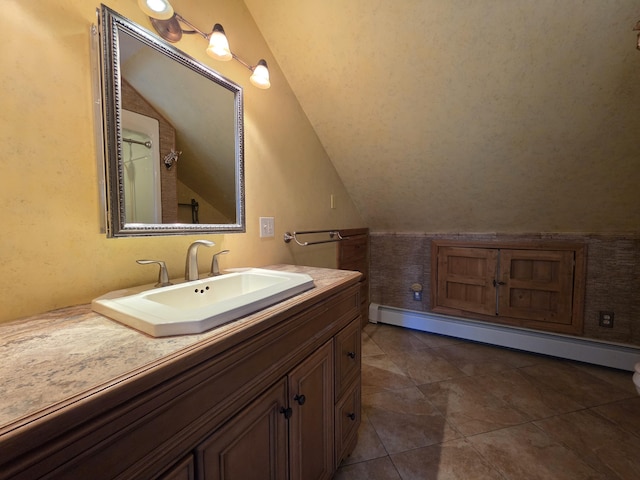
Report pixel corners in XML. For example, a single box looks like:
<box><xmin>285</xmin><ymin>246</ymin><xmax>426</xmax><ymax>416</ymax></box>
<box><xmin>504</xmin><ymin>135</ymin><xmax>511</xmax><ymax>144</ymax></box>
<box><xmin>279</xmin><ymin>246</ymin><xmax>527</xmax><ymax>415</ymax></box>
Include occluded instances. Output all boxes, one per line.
<box><xmin>206</xmin><ymin>24</ymin><xmax>232</xmax><ymax>61</ymax></box>
<box><xmin>250</xmin><ymin>60</ymin><xmax>270</xmax><ymax>89</ymax></box>
<box><xmin>138</xmin><ymin>0</ymin><xmax>174</xmax><ymax>20</ymax></box>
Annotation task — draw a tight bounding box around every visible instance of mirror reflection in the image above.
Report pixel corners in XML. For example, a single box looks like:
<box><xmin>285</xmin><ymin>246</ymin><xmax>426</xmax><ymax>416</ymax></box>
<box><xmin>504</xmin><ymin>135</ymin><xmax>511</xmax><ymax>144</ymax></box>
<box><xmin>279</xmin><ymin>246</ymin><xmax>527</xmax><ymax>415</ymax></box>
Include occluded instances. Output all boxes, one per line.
<box><xmin>98</xmin><ymin>6</ymin><xmax>245</xmax><ymax>236</ymax></box>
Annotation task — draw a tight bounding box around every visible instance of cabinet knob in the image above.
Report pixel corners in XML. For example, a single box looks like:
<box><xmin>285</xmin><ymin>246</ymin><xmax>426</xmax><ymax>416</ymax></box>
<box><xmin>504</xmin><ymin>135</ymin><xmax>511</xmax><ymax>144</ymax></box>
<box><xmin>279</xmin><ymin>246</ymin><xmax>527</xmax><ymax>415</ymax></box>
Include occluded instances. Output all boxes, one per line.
<box><xmin>294</xmin><ymin>394</ymin><xmax>306</xmax><ymax>405</ymax></box>
<box><xmin>279</xmin><ymin>406</ymin><xmax>293</xmax><ymax>419</ymax></box>
<box><xmin>347</xmin><ymin>351</ymin><xmax>356</xmax><ymax>359</ymax></box>
<box><xmin>347</xmin><ymin>412</ymin><xmax>356</xmax><ymax>421</ymax></box>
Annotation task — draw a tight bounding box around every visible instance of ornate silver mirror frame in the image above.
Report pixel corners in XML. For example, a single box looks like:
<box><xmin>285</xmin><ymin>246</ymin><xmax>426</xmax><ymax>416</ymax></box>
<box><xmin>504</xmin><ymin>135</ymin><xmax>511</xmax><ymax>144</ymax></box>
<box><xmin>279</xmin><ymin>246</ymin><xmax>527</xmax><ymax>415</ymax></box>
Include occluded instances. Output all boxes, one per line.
<box><xmin>95</xmin><ymin>5</ymin><xmax>245</xmax><ymax>237</ymax></box>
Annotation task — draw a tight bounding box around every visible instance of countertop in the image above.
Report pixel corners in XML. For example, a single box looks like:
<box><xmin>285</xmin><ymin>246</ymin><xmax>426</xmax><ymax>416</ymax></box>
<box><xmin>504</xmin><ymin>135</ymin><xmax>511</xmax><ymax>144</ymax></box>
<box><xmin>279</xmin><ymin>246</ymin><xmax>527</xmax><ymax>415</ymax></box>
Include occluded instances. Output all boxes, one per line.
<box><xmin>0</xmin><ymin>265</ymin><xmax>360</xmax><ymax>432</ymax></box>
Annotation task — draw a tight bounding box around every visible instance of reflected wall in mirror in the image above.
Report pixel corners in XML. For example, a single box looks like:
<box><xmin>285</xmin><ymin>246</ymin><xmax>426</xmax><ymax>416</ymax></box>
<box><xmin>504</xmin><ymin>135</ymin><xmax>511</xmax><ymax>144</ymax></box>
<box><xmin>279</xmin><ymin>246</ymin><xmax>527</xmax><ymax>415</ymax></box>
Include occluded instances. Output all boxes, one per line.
<box><xmin>97</xmin><ymin>5</ymin><xmax>245</xmax><ymax>236</ymax></box>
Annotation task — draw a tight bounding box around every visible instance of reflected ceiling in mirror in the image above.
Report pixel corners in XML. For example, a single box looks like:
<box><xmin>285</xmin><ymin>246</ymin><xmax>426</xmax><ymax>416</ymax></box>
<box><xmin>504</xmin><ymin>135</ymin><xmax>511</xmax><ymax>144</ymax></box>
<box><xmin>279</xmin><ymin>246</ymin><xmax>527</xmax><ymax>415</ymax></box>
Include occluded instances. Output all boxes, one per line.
<box><xmin>97</xmin><ymin>5</ymin><xmax>244</xmax><ymax>237</ymax></box>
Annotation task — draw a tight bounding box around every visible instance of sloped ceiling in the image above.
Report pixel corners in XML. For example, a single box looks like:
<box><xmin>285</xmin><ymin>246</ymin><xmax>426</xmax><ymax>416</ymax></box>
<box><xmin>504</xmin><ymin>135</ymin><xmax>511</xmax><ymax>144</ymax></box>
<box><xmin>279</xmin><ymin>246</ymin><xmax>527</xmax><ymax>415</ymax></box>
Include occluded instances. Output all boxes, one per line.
<box><xmin>244</xmin><ymin>0</ymin><xmax>640</xmax><ymax>233</ymax></box>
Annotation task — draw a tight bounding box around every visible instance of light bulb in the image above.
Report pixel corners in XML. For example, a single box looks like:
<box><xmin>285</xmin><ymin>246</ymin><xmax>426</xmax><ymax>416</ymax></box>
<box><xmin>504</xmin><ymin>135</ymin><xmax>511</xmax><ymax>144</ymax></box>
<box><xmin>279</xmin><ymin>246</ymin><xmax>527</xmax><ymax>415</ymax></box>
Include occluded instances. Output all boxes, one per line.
<box><xmin>138</xmin><ymin>0</ymin><xmax>174</xmax><ymax>20</ymax></box>
<box><xmin>206</xmin><ymin>24</ymin><xmax>232</xmax><ymax>61</ymax></box>
<box><xmin>250</xmin><ymin>59</ymin><xmax>270</xmax><ymax>89</ymax></box>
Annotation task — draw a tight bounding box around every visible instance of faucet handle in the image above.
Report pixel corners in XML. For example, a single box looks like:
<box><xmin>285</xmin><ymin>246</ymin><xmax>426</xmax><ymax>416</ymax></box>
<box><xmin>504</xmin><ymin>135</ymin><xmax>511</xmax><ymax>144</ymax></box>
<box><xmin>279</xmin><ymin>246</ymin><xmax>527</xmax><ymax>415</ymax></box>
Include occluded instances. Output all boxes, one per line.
<box><xmin>209</xmin><ymin>250</ymin><xmax>230</xmax><ymax>276</ymax></box>
<box><xmin>137</xmin><ymin>260</ymin><xmax>173</xmax><ymax>287</ymax></box>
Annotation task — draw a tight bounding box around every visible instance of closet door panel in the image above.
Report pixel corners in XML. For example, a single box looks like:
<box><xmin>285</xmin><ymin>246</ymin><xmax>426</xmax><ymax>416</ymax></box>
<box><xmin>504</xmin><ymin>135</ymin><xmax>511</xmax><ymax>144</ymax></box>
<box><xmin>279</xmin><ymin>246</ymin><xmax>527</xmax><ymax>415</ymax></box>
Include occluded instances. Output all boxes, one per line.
<box><xmin>498</xmin><ymin>249</ymin><xmax>575</xmax><ymax>325</ymax></box>
<box><xmin>435</xmin><ymin>246</ymin><xmax>498</xmax><ymax>316</ymax></box>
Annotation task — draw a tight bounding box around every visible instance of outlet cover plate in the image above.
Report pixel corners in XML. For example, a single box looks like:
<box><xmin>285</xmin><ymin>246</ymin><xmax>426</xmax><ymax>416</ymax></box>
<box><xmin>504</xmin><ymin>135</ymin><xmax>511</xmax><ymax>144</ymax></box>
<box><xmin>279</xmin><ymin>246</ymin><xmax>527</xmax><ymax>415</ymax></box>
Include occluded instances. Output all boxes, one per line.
<box><xmin>599</xmin><ymin>311</ymin><xmax>614</xmax><ymax>328</ymax></box>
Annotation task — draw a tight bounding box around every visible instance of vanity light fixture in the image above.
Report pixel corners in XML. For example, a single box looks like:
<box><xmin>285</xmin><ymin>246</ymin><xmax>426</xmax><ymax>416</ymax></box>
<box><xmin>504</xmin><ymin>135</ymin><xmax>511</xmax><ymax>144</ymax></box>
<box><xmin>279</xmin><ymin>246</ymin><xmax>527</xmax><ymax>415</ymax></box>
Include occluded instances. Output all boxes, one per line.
<box><xmin>137</xmin><ymin>0</ymin><xmax>271</xmax><ymax>89</ymax></box>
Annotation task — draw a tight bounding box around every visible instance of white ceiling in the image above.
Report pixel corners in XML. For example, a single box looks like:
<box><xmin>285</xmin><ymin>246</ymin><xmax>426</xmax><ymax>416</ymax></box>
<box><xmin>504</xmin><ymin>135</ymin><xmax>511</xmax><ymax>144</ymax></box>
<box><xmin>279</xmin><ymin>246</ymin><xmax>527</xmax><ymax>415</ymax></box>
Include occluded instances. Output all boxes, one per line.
<box><xmin>244</xmin><ymin>0</ymin><xmax>640</xmax><ymax>233</ymax></box>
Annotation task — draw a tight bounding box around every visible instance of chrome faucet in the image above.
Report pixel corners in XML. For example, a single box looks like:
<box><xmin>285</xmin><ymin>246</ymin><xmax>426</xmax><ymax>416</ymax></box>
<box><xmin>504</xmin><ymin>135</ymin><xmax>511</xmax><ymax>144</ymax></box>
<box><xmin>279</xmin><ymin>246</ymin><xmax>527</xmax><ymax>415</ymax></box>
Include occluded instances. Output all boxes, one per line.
<box><xmin>185</xmin><ymin>240</ymin><xmax>215</xmax><ymax>281</ymax></box>
<box><xmin>209</xmin><ymin>250</ymin><xmax>230</xmax><ymax>276</ymax></box>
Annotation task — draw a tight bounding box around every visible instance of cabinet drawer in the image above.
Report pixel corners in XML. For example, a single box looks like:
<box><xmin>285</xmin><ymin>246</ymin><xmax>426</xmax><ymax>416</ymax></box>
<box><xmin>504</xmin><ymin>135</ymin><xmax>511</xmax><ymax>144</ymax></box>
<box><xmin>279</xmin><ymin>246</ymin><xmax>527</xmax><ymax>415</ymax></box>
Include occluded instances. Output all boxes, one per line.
<box><xmin>334</xmin><ymin>319</ymin><xmax>361</xmax><ymax>400</ymax></box>
<box><xmin>334</xmin><ymin>378</ymin><xmax>361</xmax><ymax>467</ymax></box>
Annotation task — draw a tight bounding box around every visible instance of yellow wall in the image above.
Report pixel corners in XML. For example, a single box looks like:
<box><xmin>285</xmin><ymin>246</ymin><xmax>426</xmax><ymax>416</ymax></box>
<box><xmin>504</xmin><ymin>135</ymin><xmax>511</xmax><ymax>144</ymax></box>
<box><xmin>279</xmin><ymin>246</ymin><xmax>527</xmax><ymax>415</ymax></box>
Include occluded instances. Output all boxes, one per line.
<box><xmin>0</xmin><ymin>0</ymin><xmax>363</xmax><ymax>324</ymax></box>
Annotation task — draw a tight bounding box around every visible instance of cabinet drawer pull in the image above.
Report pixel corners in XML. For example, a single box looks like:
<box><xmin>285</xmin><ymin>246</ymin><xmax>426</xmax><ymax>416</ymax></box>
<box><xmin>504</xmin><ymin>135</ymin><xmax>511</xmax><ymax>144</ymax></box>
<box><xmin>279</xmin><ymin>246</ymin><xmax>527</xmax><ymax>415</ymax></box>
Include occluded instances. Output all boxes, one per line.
<box><xmin>347</xmin><ymin>412</ymin><xmax>356</xmax><ymax>421</ymax></box>
<box><xmin>347</xmin><ymin>351</ymin><xmax>356</xmax><ymax>359</ymax></box>
<box><xmin>280</xmin><ymin>406</ymin><xmax>293</xmax><ymax>419</ymax></box>
<box><xmin>294</xmin><ymin>394</ymin><xmax>306</xmax><ymax>405</ymax></box>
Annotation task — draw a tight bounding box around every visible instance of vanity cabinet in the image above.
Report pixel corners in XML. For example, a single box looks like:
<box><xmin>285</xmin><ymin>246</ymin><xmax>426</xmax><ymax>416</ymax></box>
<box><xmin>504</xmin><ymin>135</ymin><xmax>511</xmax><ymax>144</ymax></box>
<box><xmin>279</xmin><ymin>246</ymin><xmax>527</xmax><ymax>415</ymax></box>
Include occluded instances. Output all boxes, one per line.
<box><xmin>337</xmin><ymin>228</ymin><xmax>370</xmax><ymax>328</ymax></box>
<box><xmin>0</xmin><ymin>269</ymin><xmax>361</xmax><ymax>480</ymax></box>
<box><xmin>197</xmin><ymin>341</ymin><xmax>334</xmax><ymax>480</ymax></box>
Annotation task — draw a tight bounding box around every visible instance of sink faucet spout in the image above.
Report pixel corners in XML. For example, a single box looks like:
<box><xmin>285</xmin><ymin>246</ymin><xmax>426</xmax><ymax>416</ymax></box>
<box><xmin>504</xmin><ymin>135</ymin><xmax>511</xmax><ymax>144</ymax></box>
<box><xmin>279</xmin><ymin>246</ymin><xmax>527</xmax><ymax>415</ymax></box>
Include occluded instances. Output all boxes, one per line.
<box><xmin>185</xmin><ymin>240</ymin><xmax>215</xmax><ymax>281</ymax></box>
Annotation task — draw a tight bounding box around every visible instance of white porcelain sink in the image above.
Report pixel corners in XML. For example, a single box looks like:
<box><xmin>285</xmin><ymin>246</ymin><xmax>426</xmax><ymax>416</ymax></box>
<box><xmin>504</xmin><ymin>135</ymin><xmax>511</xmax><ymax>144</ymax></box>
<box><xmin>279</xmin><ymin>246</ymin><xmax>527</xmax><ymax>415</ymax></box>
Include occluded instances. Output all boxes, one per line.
<box><xmin>92</xmin><ymin>268</ymin><xmax>315</xmax><ymax>337</ymax></box>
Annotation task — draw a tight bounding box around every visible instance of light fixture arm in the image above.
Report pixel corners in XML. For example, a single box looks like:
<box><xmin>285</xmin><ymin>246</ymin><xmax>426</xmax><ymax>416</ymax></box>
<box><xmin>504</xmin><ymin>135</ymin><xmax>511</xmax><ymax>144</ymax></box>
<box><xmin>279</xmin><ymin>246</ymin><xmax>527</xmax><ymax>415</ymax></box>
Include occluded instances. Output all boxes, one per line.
<box><xmin>231</xmin><ymin>54</ymin><xmax>254</xmax><ymax>71</ymax></box>
<box><xmin>173</xmin><ymin>14</ymin><xmax>211</xmax><ymax>40</ymax></box>
<box><xmin>142</xmin><ymin>0</ymin><xmax>270</xmax><ymax>88</ymax></box>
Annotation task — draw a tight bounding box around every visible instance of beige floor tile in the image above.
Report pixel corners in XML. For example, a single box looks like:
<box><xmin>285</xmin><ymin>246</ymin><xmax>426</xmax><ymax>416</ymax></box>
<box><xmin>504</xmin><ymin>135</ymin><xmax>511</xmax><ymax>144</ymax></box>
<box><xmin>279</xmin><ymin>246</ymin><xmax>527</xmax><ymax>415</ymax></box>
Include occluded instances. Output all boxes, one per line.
<box><xmin>419</xmin><ymin>375</ymin><xmax>529</xmax><ymax>436</ymax></box>
<box><xmin>572</xmin><ymin>362</ymin><xmax>640</xmax><ymax>396</ymax></box>
<box><xmin>474</xmin><ymin>368</ymin><xmax>583</xmax><ymax>421</ymax></box>
<box><xmin>364</xmin><ymin>386</ymin><xmax>461</xmax><ymax>454</ymax></box>
<box><xmin>535</xmin><ymin>408</ymin><xmax>640</xmax><ymax>479</ymax></box>
<box><xmin>366</xmin><ymin>324</ymin><xmax>434</xmax><ymax>354</ymax></box>
<box><xmin>468</xmin><ymin>423</ymin><xmax>605</xmax><ymax>479</ymax></box>
<box><xmin>341</xmin><ymin>411</ymin><xmax>388</xmax><ymax>465</ymax></box>
<box><xmin>391</xmin><ymin>438</ymin><xmax>505</xmax><ymax>480</ymax></box>
<box><xmin>387</xmin><ymin>348</ymin><xmax>466</xmax><ymax>385</ymax></box>
<box><xmin>334</xmin><ymin>456</ymin><xmax>401</xmax><ymax>480</ymax></box>
<box><xmin>518</xmin><ymin>362</ymin><xmax>633</xmax><ymax>408</ymax></box>
<box><xmin>363</xmin><ymin>331</ymin><xmax>385</xmax><ymax>357</ymax></box>
<box><xmin>411</xmin><ymin>331</ymin><xmax>466</xmax><ymax>349</ymax></box>
<box><xmin>362</xmin><ymin>354</ymin><xmax>415</xmax><ymax>395</ymax></box>
<box><xmin>432</xmin><ymin>342</ymin><xmax>543</xmax><ymax>376</ymax></box>
<box><xmin>591</xmin><ymin>396</ymin><xmax>640</xmax><ymax>439</ymax></box>
<box><xmin>354</xmin><ymin>322</ymin><xmax>640</xmax><ymax>479</ymax></box>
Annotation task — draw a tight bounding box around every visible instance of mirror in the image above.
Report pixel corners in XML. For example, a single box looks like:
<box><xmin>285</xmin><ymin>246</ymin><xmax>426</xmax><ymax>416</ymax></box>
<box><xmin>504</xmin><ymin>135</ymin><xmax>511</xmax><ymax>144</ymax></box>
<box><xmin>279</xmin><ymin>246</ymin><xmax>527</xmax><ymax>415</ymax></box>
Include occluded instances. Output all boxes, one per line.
<box><xmin>97</xmin><ymin>5</ymin><xmax>245</xmax><ymax>236</ymax></box>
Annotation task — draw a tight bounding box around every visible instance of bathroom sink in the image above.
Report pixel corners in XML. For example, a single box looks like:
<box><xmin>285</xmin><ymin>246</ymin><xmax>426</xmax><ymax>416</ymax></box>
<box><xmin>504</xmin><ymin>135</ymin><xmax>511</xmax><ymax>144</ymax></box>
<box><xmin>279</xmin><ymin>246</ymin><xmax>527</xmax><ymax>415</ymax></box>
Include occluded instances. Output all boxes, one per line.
<box><xmin>92</xmin><ymin>268</ymin><xmax>315</xmax><ymax>337</ymax></box>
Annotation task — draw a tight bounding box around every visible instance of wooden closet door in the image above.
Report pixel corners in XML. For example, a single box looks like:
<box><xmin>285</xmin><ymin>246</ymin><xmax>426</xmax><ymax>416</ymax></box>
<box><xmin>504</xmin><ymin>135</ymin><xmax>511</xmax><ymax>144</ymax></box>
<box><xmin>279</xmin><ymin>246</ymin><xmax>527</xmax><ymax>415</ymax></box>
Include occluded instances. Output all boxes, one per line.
<box><xmin>498</xmin><ymin>249</ymin><xmax>575</xmax><ymax>325</ymax></box>
<box><xmin>435</xmin><ymin>246</ymin><xmax>498</xmax><ymax>316</ymax></box>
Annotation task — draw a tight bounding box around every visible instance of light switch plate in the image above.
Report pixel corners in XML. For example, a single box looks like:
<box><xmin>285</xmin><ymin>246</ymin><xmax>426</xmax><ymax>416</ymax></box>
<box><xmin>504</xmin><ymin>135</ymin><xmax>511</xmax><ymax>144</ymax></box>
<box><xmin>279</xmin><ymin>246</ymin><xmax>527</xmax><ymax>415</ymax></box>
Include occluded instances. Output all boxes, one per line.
<box><xmin>259</xmin><ymin>217</ymin><xmax>275</xmax><ymax>238</ymax></box>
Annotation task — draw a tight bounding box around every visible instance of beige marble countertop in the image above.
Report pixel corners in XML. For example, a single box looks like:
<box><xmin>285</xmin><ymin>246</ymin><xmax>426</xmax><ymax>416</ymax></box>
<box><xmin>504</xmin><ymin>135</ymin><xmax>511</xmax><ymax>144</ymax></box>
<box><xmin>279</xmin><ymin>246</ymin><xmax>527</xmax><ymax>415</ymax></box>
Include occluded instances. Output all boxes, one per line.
<box><xmin>0</xmin><ymin>265</ymin><xmax>360</xmax><ymax>431</ymax></box>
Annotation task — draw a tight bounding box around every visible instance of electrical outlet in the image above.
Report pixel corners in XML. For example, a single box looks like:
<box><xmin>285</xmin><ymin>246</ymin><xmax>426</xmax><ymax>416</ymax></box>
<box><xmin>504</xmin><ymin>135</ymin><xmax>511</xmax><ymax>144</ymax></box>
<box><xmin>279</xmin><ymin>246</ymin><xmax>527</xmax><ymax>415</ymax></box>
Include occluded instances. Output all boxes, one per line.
<box><xmin>259</xmin><ymin>217</ymin><xmax>275</xmax><ymax>238</ymax></box>
<box><xmin>599</xmin><ymin>311</ymin><xmax>614</xmax><ymax>328</ymax></box>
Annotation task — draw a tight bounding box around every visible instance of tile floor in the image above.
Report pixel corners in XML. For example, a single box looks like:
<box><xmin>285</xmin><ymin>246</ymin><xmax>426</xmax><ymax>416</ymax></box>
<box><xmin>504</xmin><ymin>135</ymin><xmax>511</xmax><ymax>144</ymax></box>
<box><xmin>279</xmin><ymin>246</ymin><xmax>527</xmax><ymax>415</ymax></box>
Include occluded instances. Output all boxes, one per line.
<box><xmin>334</xmin><ymin>323</ymin><xmax>640</xmax><ymax>480</ymax></box>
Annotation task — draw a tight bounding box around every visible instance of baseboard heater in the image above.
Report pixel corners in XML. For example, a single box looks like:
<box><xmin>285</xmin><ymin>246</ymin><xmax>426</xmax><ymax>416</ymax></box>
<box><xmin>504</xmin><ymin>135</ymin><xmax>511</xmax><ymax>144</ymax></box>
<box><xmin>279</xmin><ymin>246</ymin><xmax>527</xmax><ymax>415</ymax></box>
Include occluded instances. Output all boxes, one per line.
<box><xmin>369</xmin><ymin>303</ymin><xmax>640</xmax><ymax>372</ymax></box>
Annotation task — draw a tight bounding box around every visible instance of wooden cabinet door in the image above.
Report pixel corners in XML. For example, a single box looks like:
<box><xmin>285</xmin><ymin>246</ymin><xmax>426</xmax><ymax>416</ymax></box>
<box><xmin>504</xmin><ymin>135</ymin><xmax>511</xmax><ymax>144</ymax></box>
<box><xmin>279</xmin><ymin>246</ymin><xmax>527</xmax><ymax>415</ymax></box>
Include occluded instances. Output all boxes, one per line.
<box><xmin>435</xmin><ymin>246</ymin><xmax>498</xmax><ymax>315</ymax></box>
<box><xmin>158</xmin><ymin>455</ymin><xmax>195</xmax><ymax>480</ymax></box>
<box><xmin>288</xmin><ymin>340</ymin><xmax>334</xmax><ymax>480</ymax></box>
<box><xmin>196</xmin><ymin>378</ymin><xmax>288</xmax><ymax>480</ymax></box>
<box><xmin>498</xmin><ymin>249</ymin><xmax>575</xmax><ymax>325</ymax></box>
